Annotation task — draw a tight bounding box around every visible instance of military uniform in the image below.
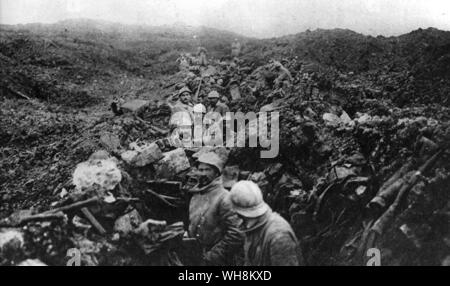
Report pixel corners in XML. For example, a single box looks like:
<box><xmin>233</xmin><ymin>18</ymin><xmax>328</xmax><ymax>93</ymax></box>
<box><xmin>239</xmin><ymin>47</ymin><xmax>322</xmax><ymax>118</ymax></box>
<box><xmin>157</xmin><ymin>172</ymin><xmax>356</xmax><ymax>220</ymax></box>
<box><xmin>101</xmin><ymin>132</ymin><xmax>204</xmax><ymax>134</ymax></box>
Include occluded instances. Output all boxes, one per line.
<box><xmin>243</xmin><ymin>211</ymin><xmax>302</xmax><ymax>266</ymax></box>
<box><xmin>189</xmin><ymin>177</ymin><xmax>244</xmax><ymax>265</ymax></box>
<box><xmin>208</xmin><ymin>102</ymin><xmax>230</xmax><ymax>117</ymax></box>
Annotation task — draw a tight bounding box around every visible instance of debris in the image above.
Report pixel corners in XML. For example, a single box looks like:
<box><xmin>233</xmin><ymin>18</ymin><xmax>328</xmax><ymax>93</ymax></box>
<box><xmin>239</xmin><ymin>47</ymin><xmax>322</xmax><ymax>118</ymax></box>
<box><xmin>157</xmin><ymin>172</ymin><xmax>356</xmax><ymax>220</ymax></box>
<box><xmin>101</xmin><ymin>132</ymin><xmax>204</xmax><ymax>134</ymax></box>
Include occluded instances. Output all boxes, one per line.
<box><xmin>81</xmin><ymin>207</ymin><xmax>107</xmax><ymax>235</ymax></box>
<box><xmin>154</xmin><ymin>148</ymin><xmax>191</xmax><ymax>180</ymax></box>
<box><xmin>121</xmin><ymin>100</ymin><xmax>150</xmax><ymax>114</ymax></box>
<box><xmin>340</xmin><ymin>111</ymin><xmax>352</xmax><ymax>124</ymax></box>
<box><xmin>100</xmin><ymin>132</ymin><xmax>122</xmax><ymax>154</ymax></box>
<box><xmin>0</xmin><ymin>211</ymin><xmax>66</xmax><ymax>227</ymax></box>
<box><xmin>133</xmin><ymin>143</ymin><xmax>164</xmax><ymax>167</ymax></box>
<box><xmin>59</xmin><ymin>188</ymin><xmax>68</xmax><ymax>199</ymax></box>
<box><xmin>370</xmin><ymin>150</ymin><xmax>443</xmax><ymax>238</ymax></box>
<box><xmin>0</xmin><ymin>229</ymin><xmax>24</xmax><ymax>255</ymax></box>
<box><xmin>121</xmin><ymin>150</ymin><xmax>139</xmax><ymax>165</ymax></box>
<box><xmin>70</xmin><ymin>234</ymin><xmax>102</xmax><ymax>266</ymax></box>
<box><xmin>43</xmin><ymin>197</ymin><xmax>100</xmax><ymax>215</ymax></box>
<box><xmin>133</xmin><ymin>220</ymin><xmax>184</xmax><ymax>255</ymax></box>
<box><xmin>323</xmin><ymin>113</ymin><xmax>341</xmax><ymax>126</ymax></box>
<box><xmin>72</xmin><ymin>157</ymin><xmax>122</xmax><ymax>193</ymax></box>
<box><xmin>114</xmin><ymin>209</ymin><xmax>143</xmax><ymax>235</ymax></box>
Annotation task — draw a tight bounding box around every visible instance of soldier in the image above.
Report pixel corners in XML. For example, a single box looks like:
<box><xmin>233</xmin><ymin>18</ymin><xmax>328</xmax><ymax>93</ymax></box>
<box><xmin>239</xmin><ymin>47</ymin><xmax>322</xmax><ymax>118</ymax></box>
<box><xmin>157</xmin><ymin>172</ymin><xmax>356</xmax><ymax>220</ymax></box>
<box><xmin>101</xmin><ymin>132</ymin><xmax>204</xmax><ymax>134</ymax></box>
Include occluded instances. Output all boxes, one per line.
<box><xmin>272</xmin><ymin>60</ymin><xmax>293</xmax><ymax>90</ymax></box>
<box><xmin>229</xmin><ymin>181</ymin><xmax>303</xmax><ymax>266</ymax></box>
<box><xmin>170</xmin><ymin>87</ymin><xmax>195</xmax><ymax>142</ymax></box>
<box><xmin>207</xmin><ymin>91</ymin><xmax>230</xmax><ymax>117</ymax></box>
<box><xmin>231</xmin><ymin>38</ymin><xmax>242</xmax><ymax>58</ymax></box>
<box><xmin>188</xmin><ymin>153</ymin><xmax>244</xmax><ymax>265</ymax></box>
<box><xmin>197</xmin><ymin>47</ymin><xmax>208</xmax><ymax>67</ymax></box>
<box><xmin>172</xmin><ymin>87</ymin><xmax>194</xmax><ymax>117</ymax></box>
<box><xmin>228</xmin><ymin>79</ymin><xmax>242</xmax><ymax>101</ymax></box>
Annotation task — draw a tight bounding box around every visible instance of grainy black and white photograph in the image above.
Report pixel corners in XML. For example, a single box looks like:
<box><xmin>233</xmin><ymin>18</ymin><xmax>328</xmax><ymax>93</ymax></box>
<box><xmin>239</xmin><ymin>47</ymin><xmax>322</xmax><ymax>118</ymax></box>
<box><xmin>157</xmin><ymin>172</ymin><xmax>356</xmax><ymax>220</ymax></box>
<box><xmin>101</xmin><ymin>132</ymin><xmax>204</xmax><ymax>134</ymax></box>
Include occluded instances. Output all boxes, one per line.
<box><xmin>0</xmin><ymin>0</ymin><xmax>449</xmax><ymax>269</ymax></box>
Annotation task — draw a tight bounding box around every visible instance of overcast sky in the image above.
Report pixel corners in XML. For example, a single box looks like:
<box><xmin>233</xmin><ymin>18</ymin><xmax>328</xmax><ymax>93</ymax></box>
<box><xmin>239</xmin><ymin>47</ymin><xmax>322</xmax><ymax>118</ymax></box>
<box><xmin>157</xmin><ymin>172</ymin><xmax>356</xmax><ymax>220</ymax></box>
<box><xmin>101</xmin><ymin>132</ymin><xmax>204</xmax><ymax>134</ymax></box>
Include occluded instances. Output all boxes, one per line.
<box><xmin>1</xmin><ymin>0</ymin><xmax>449</xmax><ymax>38</ymax></box>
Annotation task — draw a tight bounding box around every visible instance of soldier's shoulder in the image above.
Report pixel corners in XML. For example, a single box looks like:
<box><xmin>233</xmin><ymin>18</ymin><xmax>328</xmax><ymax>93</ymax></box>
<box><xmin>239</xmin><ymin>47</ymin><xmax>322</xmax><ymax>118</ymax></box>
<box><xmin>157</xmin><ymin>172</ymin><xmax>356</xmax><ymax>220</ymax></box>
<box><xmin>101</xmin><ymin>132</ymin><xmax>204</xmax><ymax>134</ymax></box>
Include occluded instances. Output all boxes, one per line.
<box><xmin>267</xmin><ymin>213</ymin><xmax>294</xmax><ymax>234</ymax></box>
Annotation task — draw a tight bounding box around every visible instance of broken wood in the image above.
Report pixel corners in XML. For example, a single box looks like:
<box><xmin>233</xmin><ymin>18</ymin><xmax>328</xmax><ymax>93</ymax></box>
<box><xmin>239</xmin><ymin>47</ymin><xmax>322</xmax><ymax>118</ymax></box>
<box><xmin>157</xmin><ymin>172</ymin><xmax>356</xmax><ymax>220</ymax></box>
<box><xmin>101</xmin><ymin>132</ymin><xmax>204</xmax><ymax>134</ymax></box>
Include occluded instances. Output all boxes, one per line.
<box><xmin>147</xmin><ymin>180</ymin><xmax>182</xmax><ymax>188</ymax></box>
<box><xmin>0</xmin><ymin>212</ymin><xmax>66</xmax><ymax>227</ymax></box>
<box><xmin>134</xmin><ymin>115</ymin><xmax>169</xmax><ymax>135</ymax></box>
<box><xmin>42</xmin><ymin>197</ymin><xmax>99</xmax><ymax>214</ymax></box>
<box><xmin>145</xmin><ymin>189</ymin><xmax>180</xmax><ymax>208</ymax></box>
<box><xmin>149</xmin><ymin>125</ymin><xmax>170</xmax><ymax>135</ymax></box>
<box><xmin>81</xmin><ymin>207</ymin><xmax>107</xmax><ymax>235</ymax></box>
<box><xmin>115</xmin><ymin>197</ymin><xmax>140</xmax><ymax>203</ymax></box>
<box><xmin>6</xmin><ymin>86</ymin><xmax>31</xmax><ymax>101</ymax></box>
<box><xmin>370</xmin><ymin>149</ymin><xmax>443</xmax><ymax>236</ymax></box>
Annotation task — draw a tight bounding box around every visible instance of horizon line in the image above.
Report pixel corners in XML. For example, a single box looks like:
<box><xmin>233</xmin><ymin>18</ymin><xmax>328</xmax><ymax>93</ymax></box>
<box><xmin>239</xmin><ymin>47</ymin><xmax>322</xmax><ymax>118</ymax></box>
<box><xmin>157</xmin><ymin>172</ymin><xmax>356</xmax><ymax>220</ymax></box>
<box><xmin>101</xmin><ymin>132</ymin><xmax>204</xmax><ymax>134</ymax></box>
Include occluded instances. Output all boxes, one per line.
<box><xmin>0</xmin><ymin>17</ymin><xmax>448</xmax><ymax>40</ymax></box>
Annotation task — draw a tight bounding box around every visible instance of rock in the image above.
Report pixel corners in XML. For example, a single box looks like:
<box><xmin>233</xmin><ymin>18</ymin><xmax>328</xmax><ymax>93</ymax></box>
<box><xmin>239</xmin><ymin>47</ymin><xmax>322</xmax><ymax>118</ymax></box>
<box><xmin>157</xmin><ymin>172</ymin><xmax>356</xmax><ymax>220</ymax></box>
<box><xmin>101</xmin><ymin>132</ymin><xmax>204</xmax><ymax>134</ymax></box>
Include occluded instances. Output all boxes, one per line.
<box><xmin>265</xmin><ymin>163</ymin><xmax>284</xmax><ymax>177</ymax></box>
<box><xmin>133</xmin><ymin>221</ymin><xmax>184</xmax><ymax>255</ymax></box>
<box><xmin>340</xmin><ymin>111</ymin><xmax>352</xmax><ymax>124</ymax></box>
<box><xmin>345</xmin><ymin>153</ymin><xmax>367</xmax><ymax>166</ymax></box>
<box><xmin>133</xmin><ymin>143</ymin><xmax>163</xmax><ymax>167</ymax></box>
<box><xmin>355</xmin><ymin>185</ymin><xmax>367</xmax><ymax>196</ymax></box>
<box><xmin>323</xmin><ymin>113</ymin><xmax>341</xmax><ymax>126</ymax></box>
<box><xmin>121</xmin><ymin>150</ymin><xmax>139</xmax><ymax>165</ymax></box>
<box><xmin>59</xmin><ymin>188</ymin><xmax>68</xmax><ymax>198</ymax></box>
<box><xmin>303</xmin><ymin>107</ymin><xmax>317</xmax><ymax>119</ymax></box>
<box><xmin>201</xmin><ymin>66</ymin><xmax>217</xmax><ymax>77</ymax></box>
<box><xmin>230</xmin><ymin>85</ymin><xmax>241</xmax><ymax>100</ymax></box>
<box><xmin>0</xmin><ymin>229</ymin><xmax>24</xmax><ymax>259</ymax></box>
<box><xmin>71</xmin><ymin>235</ymin><xmax>102</xmax><ymax>266</ymax></box>
<box><xmin>154</xmin><ymin>148</ymin><xmax>191</xmax><ymax>179</ymax></box>
<box><xmin>17</xmin><ymin>259</ymin><xmax>47</xmax><ymax>266</ymax></box>
<box><xmin>328</xmin><ymin>166</ymin><xmax>357</xmax><ymax>181</ymax></box>
<box><xmin>100</xmin><ymin>132</ymin><xmax>122</xmax><ymax>153</ymax></box>
<box><xmin>355</xmin><ymin>113</ymin><xmax>372</xmax><ymax>124</ymax></box>
<box><xmin>134</xmin><ymin>219</ymin><xmax>167</xmax><ymax>238</ymax></box>
<box><xmin>114</xmin><ymin>209</ymin><xmax>143</xmax><ymax>235</ymax></box>
<box><xmin>72</xmin><ymin>157</ymin><xmax>122</xmax><ymax>193</ymax></box>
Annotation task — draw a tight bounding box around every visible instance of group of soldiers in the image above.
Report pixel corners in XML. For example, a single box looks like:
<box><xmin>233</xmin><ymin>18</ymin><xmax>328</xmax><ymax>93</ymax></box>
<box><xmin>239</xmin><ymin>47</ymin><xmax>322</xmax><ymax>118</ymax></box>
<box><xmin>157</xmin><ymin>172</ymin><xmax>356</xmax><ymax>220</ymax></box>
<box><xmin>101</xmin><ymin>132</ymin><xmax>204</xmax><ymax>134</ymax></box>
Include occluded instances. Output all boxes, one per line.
<box><xmin>187</xmin><ymin>152</ymin><xmax>303</xmax><ymax>266</ymax></box>
<box><xmin>169</xmin><ymin>42</ymin><xmax>303</xmax><ymax>266</ymax></box>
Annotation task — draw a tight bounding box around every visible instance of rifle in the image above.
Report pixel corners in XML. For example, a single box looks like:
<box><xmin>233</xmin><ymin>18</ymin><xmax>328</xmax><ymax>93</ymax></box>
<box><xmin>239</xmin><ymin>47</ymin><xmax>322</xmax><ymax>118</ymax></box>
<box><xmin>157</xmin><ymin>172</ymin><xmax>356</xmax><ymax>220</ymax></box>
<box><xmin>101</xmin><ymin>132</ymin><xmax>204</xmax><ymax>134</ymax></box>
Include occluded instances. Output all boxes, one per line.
<box><xmin>194</xmin><ymin>77</ymin><xmax>203</xmax><ymax>103</ymax></box>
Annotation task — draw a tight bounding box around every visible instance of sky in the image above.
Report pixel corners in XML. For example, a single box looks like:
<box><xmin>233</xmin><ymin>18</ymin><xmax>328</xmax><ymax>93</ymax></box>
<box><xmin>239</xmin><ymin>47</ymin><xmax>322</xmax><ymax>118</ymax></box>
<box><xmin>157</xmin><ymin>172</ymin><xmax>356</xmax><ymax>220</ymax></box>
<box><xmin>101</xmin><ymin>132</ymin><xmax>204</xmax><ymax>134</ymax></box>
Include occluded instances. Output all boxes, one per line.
<box><xmin>1</xmin><ymin>0</ymin><xmax>449</xmax><ymax>38</ymax></box>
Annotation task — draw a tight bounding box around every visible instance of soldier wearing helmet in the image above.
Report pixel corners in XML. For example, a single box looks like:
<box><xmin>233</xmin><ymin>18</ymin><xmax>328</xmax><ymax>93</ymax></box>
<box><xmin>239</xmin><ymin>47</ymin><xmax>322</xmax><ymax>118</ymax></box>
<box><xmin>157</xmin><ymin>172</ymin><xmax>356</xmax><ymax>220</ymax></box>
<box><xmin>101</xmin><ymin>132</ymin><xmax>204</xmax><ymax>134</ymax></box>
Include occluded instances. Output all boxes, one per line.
<box><xmin>197</xmin><ymin>46</ymin><xmax>208</xmax><ymax>67</ymax></box>
<box><xmin>229</xmin><ymin>181</ymin><xmax>303</xmax><ymax>266</ymax></box>
<box><xmin>169</xmin><ymin>87</ymin><xmax>195</xmax><ymax>145</ymax></box>
<box><xmin>188</xmin><ymin>152</ymin><xmax>244</xmax><ymax>265</ymax></box>
<box><xmin>170</xmin><ymin>87</ymin><xmax>194</xmax><ymax>126</ymax></box>
<box><xmin>207</xmin><ymin>90</ymin><xmax>230</xmax><ymax>117</ymax></box>
<box><xmin>231</xmin><ymin>38</ymin><xmax>242</xmax><ymax>58</ymax></box>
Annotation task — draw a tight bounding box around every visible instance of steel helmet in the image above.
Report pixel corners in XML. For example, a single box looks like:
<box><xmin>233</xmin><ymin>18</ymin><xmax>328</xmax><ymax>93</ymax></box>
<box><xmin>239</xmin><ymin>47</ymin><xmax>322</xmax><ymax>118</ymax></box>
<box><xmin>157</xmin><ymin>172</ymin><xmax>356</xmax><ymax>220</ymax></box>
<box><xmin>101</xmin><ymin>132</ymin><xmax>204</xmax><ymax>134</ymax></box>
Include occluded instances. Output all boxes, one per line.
<box><xmin>178</xmin><ymin>87</ymin><xmax>192</xmax><ymax>96</ymax></box>
<box><xmin>229</xmin><ymin>181</ymin><xmax>270</xmax><ymax>218</ymax></box>
<box><xmin>207</xmin><ymin>91</ymin><xmax>220</xmax><ymax>99</ymax></box>
<box><xmin>197</xmin><ymin>152</ymin><xmax>224</xmax><ymax>174</ymax></box>
<box><xmin>193</xmin><ymin>103</ymin><xmax>206</xmax><ymax>114</ymax></box>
